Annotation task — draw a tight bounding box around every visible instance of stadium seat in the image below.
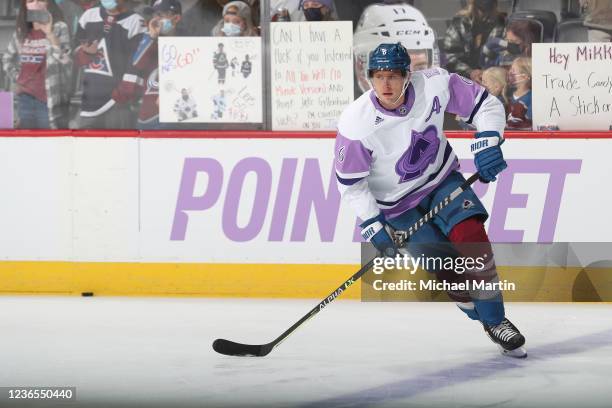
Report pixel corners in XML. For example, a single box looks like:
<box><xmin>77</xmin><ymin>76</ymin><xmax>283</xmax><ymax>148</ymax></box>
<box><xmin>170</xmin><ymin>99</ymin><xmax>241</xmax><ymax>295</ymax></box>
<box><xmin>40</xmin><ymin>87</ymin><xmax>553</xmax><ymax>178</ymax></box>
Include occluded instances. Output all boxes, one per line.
<box><xmin>508</xmin><ymin>10</ymin><xmax>558</xmax><ymax>42</ymax></box>
<box><xmin>513</xmin><ymin>0</ymin><xmax>580</xmax><ymax>21</ymax></box>
<box><xmin>555</xmin><ymin>19</ymin><xmax>588</xmax><ymax>42</ymax></box>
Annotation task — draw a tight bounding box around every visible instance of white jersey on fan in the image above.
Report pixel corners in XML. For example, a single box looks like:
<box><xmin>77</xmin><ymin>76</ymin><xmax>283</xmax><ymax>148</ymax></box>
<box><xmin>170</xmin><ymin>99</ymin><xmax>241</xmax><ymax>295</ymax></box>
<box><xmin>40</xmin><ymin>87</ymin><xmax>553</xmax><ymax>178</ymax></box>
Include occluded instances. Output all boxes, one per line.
<box><xmin>334</xmin><ymin>67</ymin><xmax>506</xmax><ymax>221</ymax></box>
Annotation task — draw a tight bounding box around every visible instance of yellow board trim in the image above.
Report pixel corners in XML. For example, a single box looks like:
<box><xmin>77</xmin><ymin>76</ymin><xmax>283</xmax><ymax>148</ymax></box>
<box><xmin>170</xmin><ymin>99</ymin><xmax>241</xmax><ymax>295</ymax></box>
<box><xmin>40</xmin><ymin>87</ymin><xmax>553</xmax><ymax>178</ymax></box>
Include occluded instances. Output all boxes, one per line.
<box><xmin>0</xmin><ymin>262</ymin><xmax>362</xmax><ymax>298</ymax></box>
<box><xmin>1</xmin><ymin>262</ymin><xmax>611</xmax><ymax>301</ymax></box>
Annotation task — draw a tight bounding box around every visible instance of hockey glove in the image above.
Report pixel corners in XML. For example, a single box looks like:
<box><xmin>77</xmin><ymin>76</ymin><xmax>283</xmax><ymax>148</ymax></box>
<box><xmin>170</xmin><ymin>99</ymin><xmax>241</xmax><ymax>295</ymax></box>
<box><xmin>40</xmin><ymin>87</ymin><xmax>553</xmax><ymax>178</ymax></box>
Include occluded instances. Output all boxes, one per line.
<box><xmin>360</xmin><ymin>213</ymin><xmax>397</xmax><ymax>257</ymax></box>
<box><xmin>471</xmin><ymin>131</ymin><xmax>507</xmax><ymax>183</ymax></box>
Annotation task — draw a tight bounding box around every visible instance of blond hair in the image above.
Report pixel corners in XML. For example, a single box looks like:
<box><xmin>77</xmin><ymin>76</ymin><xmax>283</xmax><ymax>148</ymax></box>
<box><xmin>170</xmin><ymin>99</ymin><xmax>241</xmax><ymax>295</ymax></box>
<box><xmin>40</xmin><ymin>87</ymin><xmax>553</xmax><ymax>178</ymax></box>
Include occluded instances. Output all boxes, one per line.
<box><xmin>511</xmin><ymin>57</ymin><xmax>532</xmax><ymax>77</ymax></box>
<box><xmin>482</xmin><ymin>66</ymin><xmax>508</xmax><ymax>105</ymax></box>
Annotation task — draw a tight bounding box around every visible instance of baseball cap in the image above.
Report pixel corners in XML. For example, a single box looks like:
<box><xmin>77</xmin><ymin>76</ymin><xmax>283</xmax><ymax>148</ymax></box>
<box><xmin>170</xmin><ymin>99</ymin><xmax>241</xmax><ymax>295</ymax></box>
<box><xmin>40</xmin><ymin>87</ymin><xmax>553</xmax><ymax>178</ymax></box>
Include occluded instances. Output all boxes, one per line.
<box><xmin>152</xmin><ymin>0</ymin><xmax>182</xmax><ymax>14</ymax></box>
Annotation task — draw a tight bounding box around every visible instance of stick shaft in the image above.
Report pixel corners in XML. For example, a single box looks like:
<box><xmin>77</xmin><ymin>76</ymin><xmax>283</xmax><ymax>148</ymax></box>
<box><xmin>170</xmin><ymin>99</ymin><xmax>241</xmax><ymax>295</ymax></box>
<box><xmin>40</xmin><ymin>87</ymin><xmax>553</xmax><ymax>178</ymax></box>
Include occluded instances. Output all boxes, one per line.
<box><xmin>269</xmin><ymin>173</ymin><xmax>480</xmax><ymax>351</ymax></box>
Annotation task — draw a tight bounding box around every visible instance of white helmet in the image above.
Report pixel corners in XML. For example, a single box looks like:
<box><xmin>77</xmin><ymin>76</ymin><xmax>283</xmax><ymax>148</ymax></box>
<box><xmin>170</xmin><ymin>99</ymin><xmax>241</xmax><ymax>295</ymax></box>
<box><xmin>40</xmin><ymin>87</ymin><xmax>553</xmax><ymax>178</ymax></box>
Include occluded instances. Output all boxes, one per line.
<box><xmin>354</xmin><ymin>3</ymin><xmax>439</xmax><ymax>93</ymax></box>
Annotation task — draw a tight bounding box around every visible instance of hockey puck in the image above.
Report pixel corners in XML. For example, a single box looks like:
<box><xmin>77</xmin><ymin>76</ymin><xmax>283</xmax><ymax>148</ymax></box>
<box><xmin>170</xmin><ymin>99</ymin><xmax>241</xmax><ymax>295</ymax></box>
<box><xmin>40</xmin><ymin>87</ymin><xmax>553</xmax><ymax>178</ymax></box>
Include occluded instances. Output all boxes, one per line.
<box><xmin>81</xmin><ymin>292</ymin><xmax>94</xmax><ymax>297</ymax></box>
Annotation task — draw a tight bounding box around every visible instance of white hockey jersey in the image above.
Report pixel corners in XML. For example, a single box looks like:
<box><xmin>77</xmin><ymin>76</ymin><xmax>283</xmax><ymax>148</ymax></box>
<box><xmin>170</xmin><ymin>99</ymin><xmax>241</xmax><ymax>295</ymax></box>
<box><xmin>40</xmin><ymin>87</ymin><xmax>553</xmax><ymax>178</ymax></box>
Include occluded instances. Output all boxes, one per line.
<box><xmin>334</xmin><ymin>68</ymin><xmax>505</xmax><ymax>221</ymax></box>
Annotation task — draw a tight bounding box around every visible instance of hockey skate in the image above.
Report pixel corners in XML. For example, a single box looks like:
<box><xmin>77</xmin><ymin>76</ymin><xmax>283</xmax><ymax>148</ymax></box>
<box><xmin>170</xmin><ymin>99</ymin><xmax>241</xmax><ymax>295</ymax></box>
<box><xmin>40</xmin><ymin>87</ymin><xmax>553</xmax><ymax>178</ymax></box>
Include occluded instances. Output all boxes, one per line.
<box><xmin>483</xmin><ymin>318</ymin><xmax>527</xmax><ymax>358</ymax></box>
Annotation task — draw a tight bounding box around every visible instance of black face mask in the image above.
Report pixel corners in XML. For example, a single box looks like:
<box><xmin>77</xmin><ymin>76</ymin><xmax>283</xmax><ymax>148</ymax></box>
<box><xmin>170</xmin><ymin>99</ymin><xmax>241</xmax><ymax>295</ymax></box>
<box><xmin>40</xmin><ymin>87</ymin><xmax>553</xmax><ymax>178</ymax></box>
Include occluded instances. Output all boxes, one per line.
<box><xmin>506</xmin><ymin>42</ymin><xmax>522</xmax><ymax>55</ymax></box>
<box><xmin>304</xmin><ymin>7</ymin><xmax>323</xmax><ymax>21</ymax></box>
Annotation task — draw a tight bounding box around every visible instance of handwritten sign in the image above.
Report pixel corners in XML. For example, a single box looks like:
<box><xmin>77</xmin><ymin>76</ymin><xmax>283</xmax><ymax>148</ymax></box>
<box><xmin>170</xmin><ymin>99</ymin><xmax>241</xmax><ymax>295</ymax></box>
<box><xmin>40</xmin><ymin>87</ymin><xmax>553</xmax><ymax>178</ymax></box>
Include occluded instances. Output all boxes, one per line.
<box><xmin>158</xmin><ymin>37</ymin><xmax>262</xmax><ymax>124</ymax></box>
<box><xmin>270</xmin><ymin>22</ymin><xmax>354</xmax><ymax>131</ymax></box>
<box><xmin>533</xmin><ymin>43</ymin><xmax>612</xmax><ymax>130</ymax></box>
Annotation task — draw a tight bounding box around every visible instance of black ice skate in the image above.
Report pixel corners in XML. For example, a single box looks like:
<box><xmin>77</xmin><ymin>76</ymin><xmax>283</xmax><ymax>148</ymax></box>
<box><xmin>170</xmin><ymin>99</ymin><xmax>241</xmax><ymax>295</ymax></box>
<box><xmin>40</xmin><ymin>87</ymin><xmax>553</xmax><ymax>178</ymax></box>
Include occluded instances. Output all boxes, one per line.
<box><xmin>483</xmin><ymin>318</ymin><xmax>527</xmax><ymax>358</ymax></box>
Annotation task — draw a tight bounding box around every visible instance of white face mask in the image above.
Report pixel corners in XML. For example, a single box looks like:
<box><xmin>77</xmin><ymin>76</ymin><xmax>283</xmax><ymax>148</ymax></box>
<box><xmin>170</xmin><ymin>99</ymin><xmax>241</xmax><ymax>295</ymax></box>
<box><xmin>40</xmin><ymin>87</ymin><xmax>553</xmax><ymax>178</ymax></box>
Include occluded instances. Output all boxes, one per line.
<box><xmin>159</xmin><ymin>18</ymin><xmax>174</xmax><ymax>35</ymax></box>
<box><xmin>222</xmin><ymin>22</ymin><xmax>242</xmax><ymax>36</ymax></box>
<box><xmin>100</xmin><ymin>0</ymin><xmax>118</xmax><ymax>10</ymax></box>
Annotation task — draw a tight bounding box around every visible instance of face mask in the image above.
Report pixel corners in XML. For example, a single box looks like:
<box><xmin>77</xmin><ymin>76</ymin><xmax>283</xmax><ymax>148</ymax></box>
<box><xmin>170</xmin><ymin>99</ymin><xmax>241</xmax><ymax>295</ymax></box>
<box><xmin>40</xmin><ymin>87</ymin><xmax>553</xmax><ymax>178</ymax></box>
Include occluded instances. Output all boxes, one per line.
<box><xmin>26</xmin><ymin>1</ymin><xmax>45</xmax><ymax>11</ymax></box>
<box><xmin>182</xmin><ymin>95</ymin><xmax>189</xmax><ymax>101</ymax></box>
<box><xmin>508</xmin><ymin>73</ymin><xmax>528</xmax><ymax>86</ymax></box>
<box><xmin>159</xmin><ymin>18</ymin><xmax>174</xmax><ymax>35</ymax></box>
<box><xmin>506</xmin><ymin>42</ymin><xmax>522</xmax><ymax>55</ymax></box>
<box><xmin>303</xmin><ymin>7</ymin><xmax>323</xmax><ymax>21</ymax></box>
<box><xmin>100</xmin><ymin>0</ymin><xmax>118</xmax><ymax>10</ymax></box>
<box><xmin>222</xmin><ymin>22</ymin><xmax>242</xmax><ymax>36</ymax></box>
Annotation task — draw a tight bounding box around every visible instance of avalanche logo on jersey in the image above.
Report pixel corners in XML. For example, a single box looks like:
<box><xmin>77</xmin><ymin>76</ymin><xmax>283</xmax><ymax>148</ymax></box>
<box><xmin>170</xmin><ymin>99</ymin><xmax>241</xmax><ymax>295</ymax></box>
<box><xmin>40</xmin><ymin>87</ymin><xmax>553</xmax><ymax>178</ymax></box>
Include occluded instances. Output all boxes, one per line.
<box><xmin>145</xmin><ymin>68</ymin><xmax>159</xmax><ymax>95</ymax></box>
<box><xmin>85</xmin><ymin>38</ymin><xmax>113</xmax><ymax>77</ymax></box>
<box><xmin>395</xmin><ymin>125</ymin><xmax>440</xmax><ymax>183</ymax></box>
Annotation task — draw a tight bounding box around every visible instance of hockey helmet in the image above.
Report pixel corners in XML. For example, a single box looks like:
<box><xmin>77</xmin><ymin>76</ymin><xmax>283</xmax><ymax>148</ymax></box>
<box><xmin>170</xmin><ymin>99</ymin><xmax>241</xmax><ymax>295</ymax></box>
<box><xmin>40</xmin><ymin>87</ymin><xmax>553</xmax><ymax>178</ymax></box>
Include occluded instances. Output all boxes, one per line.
<box><xmin>368</xmin><ymin>43</ymin><xmax>411</xmax><ymax>76</ymax></box>
<box><xmin>354</xmin><ymin>3</ymin><xmax>438</xmax><ymax>92</ymax></box>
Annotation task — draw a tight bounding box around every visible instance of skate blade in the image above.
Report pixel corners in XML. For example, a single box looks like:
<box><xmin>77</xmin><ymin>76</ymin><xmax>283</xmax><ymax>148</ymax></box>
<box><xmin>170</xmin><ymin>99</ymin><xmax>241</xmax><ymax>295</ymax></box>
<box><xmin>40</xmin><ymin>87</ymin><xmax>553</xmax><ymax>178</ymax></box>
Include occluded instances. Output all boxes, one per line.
<box><xmin>498</xmin><ymin>345</ymin><xmax>527</xmax><ymax>358</ymax></box>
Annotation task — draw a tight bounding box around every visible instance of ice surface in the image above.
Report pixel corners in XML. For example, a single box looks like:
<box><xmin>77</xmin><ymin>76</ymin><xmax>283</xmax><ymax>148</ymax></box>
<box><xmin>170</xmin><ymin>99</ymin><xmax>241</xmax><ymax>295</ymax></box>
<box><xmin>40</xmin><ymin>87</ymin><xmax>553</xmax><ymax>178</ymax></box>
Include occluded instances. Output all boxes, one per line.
<box><xmin>1</xmin><ymin>297</ymin><xmax>611</xmax><ymax>408</ymax></box>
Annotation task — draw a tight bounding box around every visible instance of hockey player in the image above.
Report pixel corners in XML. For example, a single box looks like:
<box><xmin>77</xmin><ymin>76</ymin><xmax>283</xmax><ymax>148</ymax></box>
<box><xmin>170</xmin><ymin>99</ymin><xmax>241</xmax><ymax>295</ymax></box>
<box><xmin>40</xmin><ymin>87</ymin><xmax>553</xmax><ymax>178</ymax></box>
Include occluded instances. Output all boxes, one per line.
<box><xmin>241</xmin><ymin>54</ymin><xmax>252</xmax><ymax>78</ymax></box>
<box><xmin>353</xmin><ymin>2</ymin><xmax>439</xmax><ymax>94</ymax></box>
<box><xmin>211</xmin><ymin>89</ymin><xmax>226</xmax><ymax>120</ymax></box>
<box><xmin>213</xmin><ymin>43</ymin><xmax>229</xmax><ymax>85</ymax></box>
<box><xmin>335</xmin><ymin>42</ymin><xmax>527</xmax><ymax>358</ymax></box>
<box><xmin>174</xmin><ymin>88</ymin><xmax>198</xmax><ymax>121</ymax></box>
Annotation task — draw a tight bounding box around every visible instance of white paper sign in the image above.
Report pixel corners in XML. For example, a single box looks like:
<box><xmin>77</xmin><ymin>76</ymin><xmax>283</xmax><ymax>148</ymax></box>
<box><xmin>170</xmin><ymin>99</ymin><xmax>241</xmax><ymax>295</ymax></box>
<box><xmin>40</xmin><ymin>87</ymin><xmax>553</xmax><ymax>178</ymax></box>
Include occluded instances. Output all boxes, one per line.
<box><xmin>270</xmin><ymin>22</ymin><xmax>354</xmax><ymax>131</ymax></box>
<box><xmin>158</xmin><ymin>37</ymin><xmax>262</xmax><ymax>123</ymax></box>
<box><xmin>533</xmin><ymin>43</ymin><xmax>612</xmax><ymax>130</ymax></box>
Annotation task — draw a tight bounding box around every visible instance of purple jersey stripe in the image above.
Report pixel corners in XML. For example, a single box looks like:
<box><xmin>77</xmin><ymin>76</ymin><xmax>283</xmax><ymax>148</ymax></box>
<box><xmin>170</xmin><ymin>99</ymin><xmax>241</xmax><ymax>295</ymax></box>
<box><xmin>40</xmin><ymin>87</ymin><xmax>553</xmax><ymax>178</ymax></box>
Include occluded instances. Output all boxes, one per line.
<box><xmin>334</xmin><ymin>132</ymin><xmax>372</xmax><ymax>176</ymax></box>
<box><xmin>446</xmin><ymin>74</ymin><xmax>484</xmax><ymax>118</ymax></box>
<box><xmin>336</xmin><ymin>173</ymin><xmax>365</xmax><ymax>186</ymax></box>
<box><xmin>382</xmin><ymin>161</ymin><xmax>460</xmax><ymax>219</ymax></box>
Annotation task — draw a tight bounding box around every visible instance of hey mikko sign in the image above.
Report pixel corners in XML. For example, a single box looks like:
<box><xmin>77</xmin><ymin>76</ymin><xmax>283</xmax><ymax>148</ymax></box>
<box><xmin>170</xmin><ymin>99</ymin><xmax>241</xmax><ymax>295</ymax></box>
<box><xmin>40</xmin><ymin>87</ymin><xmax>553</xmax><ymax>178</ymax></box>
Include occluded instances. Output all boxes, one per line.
<box><xmin>532</xmin><ymin>42</ymin><xmax>612</xmax><ymax>130</ymax></box>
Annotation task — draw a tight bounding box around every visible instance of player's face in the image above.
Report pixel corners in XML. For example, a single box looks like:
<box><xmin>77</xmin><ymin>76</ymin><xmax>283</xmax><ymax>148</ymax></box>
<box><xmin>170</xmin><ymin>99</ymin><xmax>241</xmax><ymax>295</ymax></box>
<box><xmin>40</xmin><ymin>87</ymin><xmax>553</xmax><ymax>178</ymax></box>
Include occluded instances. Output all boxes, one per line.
<box><xmin>371</xmin><ymin>70</ymin><xmax>409</xmax><ymax>109</ymax></box>
<box><xmin>409</xmin><ymin>52</ymin><xmax>429</xmax><ymax>71</ymax></box>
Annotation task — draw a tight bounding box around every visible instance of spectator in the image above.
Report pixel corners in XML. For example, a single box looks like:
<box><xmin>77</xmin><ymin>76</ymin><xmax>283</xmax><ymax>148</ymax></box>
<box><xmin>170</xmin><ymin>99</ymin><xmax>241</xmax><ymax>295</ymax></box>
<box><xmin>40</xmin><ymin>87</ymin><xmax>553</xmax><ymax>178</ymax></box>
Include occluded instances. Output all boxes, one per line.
<box><xmin>119</xmin><ymin>0</ymin><xmax>182</xmax><ymax>129</ymax></box>
<box><xmin>481</xmin><ymin>19</ymin><xmax>540</xmax><ymax>69</ymax></box>
<box><xmin>580</xmin><ymin>0</ymin><xmax>612</xmax><ymax>42</ymax></box>
<box><xmin>2</xmin><ymin>0</ymin><xmax>72</xmax><ymax>129</ymax></box>
<box><xmin>458</xmin><ymin>65</ymin><xmax>510</xmax><ymax>130</ymax></box>
<box><xmin>506</xmin><ymin>57</ymin><xmax>532</xmax><ymax>130</ymax></box>
<box><xmin>212</xmin><ymin>1</ymin><xmax>259</xmax><ymax>36</ymax></box>
<box><xmin>74</xmin><ymin>0</ymin><xmax>145</xmax><ymax>128</ymax></box>
<box><xmin>300</xmin><ymin>0</ymin><xmax>336</xmax><ymax>21</ymax></box>
<box><xmin>56</xmin><ymin>0</ymin><xmax>98</xmax><ymax>40</ymax></box>
<box><xmin>481</xmin><ymin>66</ymin><xmax>508</xmax><ymax>107</ymax></box>
<box><xmin>270</xmin><ymin>0</ymin><xmax>338</xmax><ymax>22</ymax></box>
<box><xmin>441</xmin><ymin>0</ymin><xmax>506</xmax><ymax>81</ymax></box>
<box><xmin>175</xmin><ymin>0</ymin><xmax>222</xmax><ymax>36</ymax></box>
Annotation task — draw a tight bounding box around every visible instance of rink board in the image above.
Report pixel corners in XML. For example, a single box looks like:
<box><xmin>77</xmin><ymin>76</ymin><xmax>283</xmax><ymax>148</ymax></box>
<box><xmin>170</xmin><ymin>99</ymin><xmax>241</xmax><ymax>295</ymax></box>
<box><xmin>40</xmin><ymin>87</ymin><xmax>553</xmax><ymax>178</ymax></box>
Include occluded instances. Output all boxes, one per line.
<box><xmin>0</xmin><ymin>131</ymin><xmax>611</xmax><ymax>298</ymax></box>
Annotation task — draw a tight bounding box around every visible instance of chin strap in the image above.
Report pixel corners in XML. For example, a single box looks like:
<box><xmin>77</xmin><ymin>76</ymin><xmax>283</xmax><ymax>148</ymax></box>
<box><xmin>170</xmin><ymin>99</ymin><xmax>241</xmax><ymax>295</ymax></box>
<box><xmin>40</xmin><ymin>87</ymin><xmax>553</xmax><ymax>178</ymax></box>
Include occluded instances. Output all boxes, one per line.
<box><xmin>392</xmin><ymin>77</ymin><xmax>410</xmax><ymax>105</ymax></box>
<box><xmin>369</xmin><ymin>76</ymin><xmax>410</xmax><ymax>107</ymax></box>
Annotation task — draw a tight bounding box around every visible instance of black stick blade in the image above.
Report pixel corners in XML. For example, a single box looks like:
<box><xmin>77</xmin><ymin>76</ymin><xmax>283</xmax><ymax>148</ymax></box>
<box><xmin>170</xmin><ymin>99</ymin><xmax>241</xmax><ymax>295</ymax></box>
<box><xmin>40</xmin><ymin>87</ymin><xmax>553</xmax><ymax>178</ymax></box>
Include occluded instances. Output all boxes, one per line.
<box><xmin>212</xmin><ymin>339</ymin><xmax>273</xmax><ymax>357</ymax></box>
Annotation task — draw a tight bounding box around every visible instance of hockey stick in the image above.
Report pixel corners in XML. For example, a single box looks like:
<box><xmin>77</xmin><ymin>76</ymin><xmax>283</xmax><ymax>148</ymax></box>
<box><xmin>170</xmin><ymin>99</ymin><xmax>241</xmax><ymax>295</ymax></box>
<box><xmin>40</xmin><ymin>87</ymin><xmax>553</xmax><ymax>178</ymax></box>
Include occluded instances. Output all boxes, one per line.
<box><xmin>212</xmin><ymin>172</ymin><xmax>481</xmax><ymax>357</ymax></box>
